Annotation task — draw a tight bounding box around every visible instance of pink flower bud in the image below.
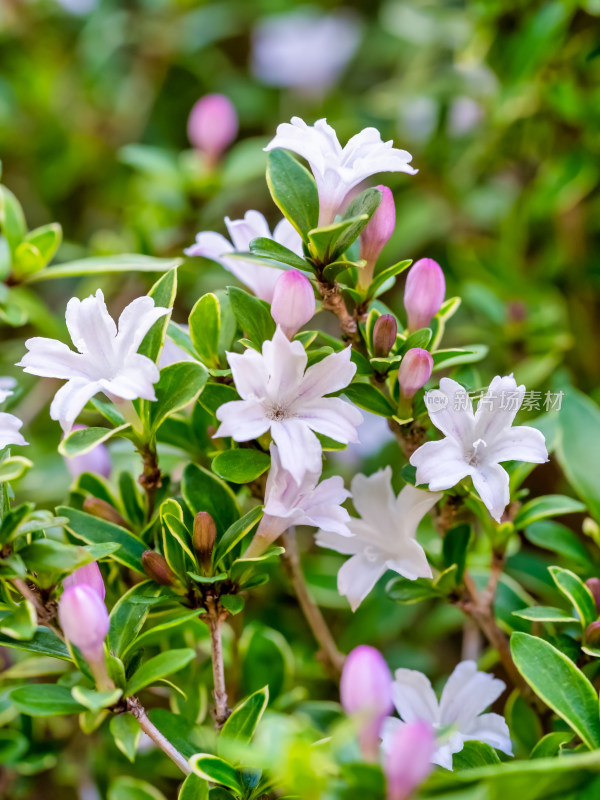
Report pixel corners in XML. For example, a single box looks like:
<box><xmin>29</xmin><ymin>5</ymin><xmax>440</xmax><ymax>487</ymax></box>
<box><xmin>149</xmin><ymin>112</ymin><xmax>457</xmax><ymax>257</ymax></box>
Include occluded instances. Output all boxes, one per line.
<box><xmin>586</xmin><ymin>578</ymin><xmax>600</xmax><ymax>614</ymax></box>
<box><xmin>384</xmin><ymin>720</ymin><xmax>435</xmax><ymax>800</ymax></box>
<box><xmin>359</xmin><ymin>186</ymin><xmax>396</xmax><ymax>280</ymax></box>
<box><xmin>65</xmin><ymin>425</ymin><xmax>111</xmax><ymax>480</ymax></box>
<box><xmin>403</xmin><ymin>258</ymin><xmax>445</xmax><ymax>332</ymax></box>
<box><xmin>63</xmin><ymin>562</ymin><xmax>105</xmax><ymax>601</ymax></box>
<box><xmin>58</xmin><ymin>585</ymin><xmax>109</xmax><ymax>663</ymax></box>
<box><xmin>187</xmin><ymin>94</ymin><xmax>238</xmax><ymax>164</ymax></box>
<box><xmin>271</xmin><ymin>270</ymin><xmax>316</xmax><ymax>338</ymax></box>
<box><xmin>340</xmin><ymin>645</ymin><xmax>393</xmax><ymax>760</ymax></box>
<box><xmin>398</xmin><ymin>348</ymin><xmax>433</xmax><ymax>399</ymax></box>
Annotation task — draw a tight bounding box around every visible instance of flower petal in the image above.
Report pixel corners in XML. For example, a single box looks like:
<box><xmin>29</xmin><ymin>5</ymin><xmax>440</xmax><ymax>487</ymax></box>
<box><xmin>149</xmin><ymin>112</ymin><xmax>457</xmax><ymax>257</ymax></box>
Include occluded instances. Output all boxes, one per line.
<box><xmin>485</xmin><ymin>425</ymin><xmax>548</xmax><ymax>465</ymax></box>
<box><xmin>184</xmin><ymin>231</ymin><xmax>233</xmax><ymax>260</ymax></box>
<box><xmin>471</xmin><ymin>462</ymin><xmax>510</xmax><ymax>522</ymax></box>
<box><xmin>50</xmin><ymin>378</ymin><xmax>102</xmax><ymax>432</ymax></box>
<box><xmin>262</xmin><ymin>328</ymin><xmax>307</xmax><ymax>401</ymax></box>
<box><xmin>391</xmin><ymin>668</ymin><xmax>440</xmax><ymax>725</ymax></box>
<box><xmin>18</xmin><ymin>338</ymin><xmax>92</xmax><ymax>380</ymax></box>
<box><xmin>296</xmin><ymin>397</ymin><xmax>362</xmax><ymax>444</ymax></box>
<box><xmin>270</xmin><ymin>418</ymin><xmax>322</xmax><ymax>482</ymax></box>
<box><xmin>214</xmin><ymin>400</ymin><xmax>270</xmax><ymax>441</ymax></box>
<box><xmin>474</xmin><ymin>374</ymin><xmax>524</xmax><ymax>442</ymax></box>
<box><xmin>386</xmin><ymin>539</ymin><xmax>432</xmax><ymax>581</ymax></box>
<box><xmin>225</xmin><ymin>210</ymin><xmax>271</xmax><ymax>251</ymax></box>
<box><xmin>116</xmin><ymin>297</ymin><xmax>170</xmax><ymax>359</ymax></box>
<box><xmin>424</xmin><ymin>377</ymin><xmax>475</xmax><ymax>444</ymax></box>
<box><xmin>337</xmin><ymin>553</ymin><xmax>386</xmax><ymax>611</ymax></box>
<box><xmin>102</xmin><ymin>355</ymin><xmax>161</xmax><ymax>401</ymax></box>
<box><xmin>298</xmin><ymin>347</ymin><xmax>356</xmax><ymax>401</ymax></box>
<box><xmin>461</xmin><ymin>712</ymin><xmax>513</xmax><ymax>755</ymax></box>
<box><xmin>315</xmin><ymin>528</ymin><xmax>361</xmax><ymax>555</ymax></box>
<box><xmin>273</xmin><ymin>217</ymin><xmax>303</xmax><ymax>254</ymax></box>
<box><xmin>394</xmin><ymin>485</ymin><xmax>443</xmax><ymax>538</ymax></box>
<box><xmin>410</xmin><ymin>438</ymin><xmax>471</xmax><ymax>491</ymax></box>
<box><xmin>66</xmin><ymin>291</ymin><xmax>117</xmax><ymax>372</ymax></box>
<box><xmin>439</xmin><ymin>661</ymin><xmax>506</xmax><ymax>728</ymax></box>
<box><xmin>350</xmin><ymin>467</ymin><xmax>395</xmax><ymax>524</ymax></box>
<box><xmin>227</xmin><ymin>349</ymin><xmax>269</xmax><ymax>400</ymax></box>
<box><xmin>0</xmin><ymin>412</ymin><xmax>27</xmax><ymax>448</ymax></box>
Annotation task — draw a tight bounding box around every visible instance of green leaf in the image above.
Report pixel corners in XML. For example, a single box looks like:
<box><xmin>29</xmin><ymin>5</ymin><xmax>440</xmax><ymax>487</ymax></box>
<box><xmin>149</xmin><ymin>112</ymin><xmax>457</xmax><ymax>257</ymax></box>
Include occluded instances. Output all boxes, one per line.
<box><xmin>431</xmin><ymin>345</ymin><xmax>489</xmax><ymax>372</ymax></box>
<box><xmin>227</xmin><ymin>286</ymin><xmax>275</xmax><ymax>346</ymax></box>
<box><xmin>513</xmin><ymin>606</ymin><xmax>577</xmax><ymax>622</ymax></box>
<box><xmin>58</xmin><ymin>424</ymin><xmax>131</xmax><ymax>458</ymax></box>
<box><xmin>549</xmin><ymin>566</ymin><xmax>597</xmax><ymax>628</ymax></box>
<box><xmin>19</xmin><ymin>539</ymin><xmax>116</xmax><ymax>573</ymax></box>
<box><xmin>190</xmin><ymin>754</ymin><xmax>243</xmax><ymax>793</ymax></box>
<box><xmin>266</xmin><ymin>149</ymin><xmax>318</xmax><ymax>238</ymax></box>
<box><xmin>442</xmin><ymin>525</ymin><xmax>471</xmax><ymax>583</ymax></box>
<box><xmin>107</xmin><ymin>777</ymin><xmax>168</xmax><ymax>800</ymax></box>
<box><xmin>181</xmin><ymin>463</ymin><xmax>240</xmax><ymax>534</ymax></box>
<box><xmin>524</xmin><ymin>520</ymin><xmax>592</xmax><ymax>566</ymax></box>
<box><xmin>368</xmin><ymin>260</ymin><xmax>411</xmax><ymax>297</ymax></box>
<box><xmin>530</xmin><ymin>731</ymin><xmax>574</xmax><ymax>759</ymax></box>
<box><xmin>138</xmin><ymin>268</ymin><xmax>177</xmax><ymax>362</ymax></box>
<box><xmin>71</xmin><ymin>687</ymin><xmax>122</xmax><ymax>713</ymax></box>
<box><xmin>213</xmin><ymin>506</ymin><xmax>264</xmax><ymax>567</ymax></box>
<box><xmin>150</xmin><ymin>361</ymin><xmax>208</xmax><ymax>431</ymax></box>
<box><xmin>220</xmin><ymin>594</ymin><xmax>245</xmax><ymax>615</ymax></box>
<box><xmin>125</xmin><ymin>648</ymin><xmax>195</xmax><ymax>697</ymax></box>
<box><xmin>59</xmin><ymin>506</ymin><xmax>146</xmax><ymax>573</ymax></box>
<box><xmin>24</xmin><ymin>223</ymin><xmax>62</xmax><ymax>266</ymax></box>
<box><xmin>308</xmin><ymin>188</ymin><xmax>382</xmax><ymax>264</ymax></box>
<box><xmin>220</xmin><ymin>686</ymin><xmax>269</xmax><ymax>746</ymax></box>
<box><xmin>0</xmin><ymin>729</ymin><xmax>28</xmax><ymax>766</ymax></box>
<box><xmin>178</xmin><ymin>774</ymin><xmax>208</xmax><ymax>800</ymax></box>
<box><xmin>343</xmin><ymin>382</ymin><xmax>395</xmax><ymax>417</ymax></box>
<box><xmin>110</xmin><ymin>713</ymin><xmax>142</xmax><ymax>763</ymax></box>
<box><xmin>510</xmin><ymin>632</ymin><xmax>600</xmax><ymax>749</ymax></box>
<box><xmin>189</xmin><ymin>293</ymin><xmax>221</xmax><ymax>366</ymax></box>
<box><xmin>11</xmin><ymin>684</ymin><xmax>86</xmax><ymax>716</ymax></box>
<box><xmin>386</xmin><ymin>576</ymin><xmax>441</xmax><ymax>604</ymax></box>
<box><xmin>452</xmin><ymin>740</ymin><xmax>501</xmax><ymax>769</ymax></box>
<box><xmin>0</xmin><ymin>456</ymin><xmax>32</xmax><ymax>483</ymax></box>
<box><xmin>0</xmin><ymin>185</ymin><xmax>26</xmax><ymax>255</ymax></box>
<box><xmin>514</xmin><ymin>495</ymin><xmax>586</xmax><ymax>529</ymax></box>
<box><xmin>108</xmin><ymin>581</ymin><xmax>161</xmax><ymax>658</ymax></box>
<box><xmin>25</xmin><ymin>255</ymin><xmax>181</xmax><ymax>283</ymax></box>
<box><xmin>0</xmin><ymin>626</ymin><xmax>70</xmax><ymax>660</ymax></box>
<box><xmin>248</xmin><ymin>237</ymin><xmax>308</xmax><ymax>269</ymax></box>
<box><xmin>212</xmin><ymin>450</ymin><xmax>271</xmax><ymax>484</ymax></box>
<box><xmin>0</xmin><ymin>599</ymin><xmax>37</xmax><ymax>640</ymax></box>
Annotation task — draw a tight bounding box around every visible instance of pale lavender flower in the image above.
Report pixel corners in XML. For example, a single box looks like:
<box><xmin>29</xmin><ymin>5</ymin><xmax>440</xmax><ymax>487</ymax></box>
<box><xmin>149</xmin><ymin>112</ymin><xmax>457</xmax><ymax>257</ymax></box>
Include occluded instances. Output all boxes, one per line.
<box><xmin>214</xmin><ymin>327</ymin><xmax>362</xmax><ymax>484</ymax></box>
<box><xmin>185</xmin><ymin>210</ymin><xmax>302</xmax><ymax>302</ymax></box>
<box><xmin>63</xmin><ymin>562</ymin><xmax>106</xmax><ymax>601</ymax></box>
<box><xmin>17</xmin><ymin>290</ymin><xmax>169</xmax><ymax>433</ymax></box>
<box><xmin>403</xmin><ymin>258</ymin><xmax>445</xmax><ymax>332</ymax></box>
<box><xmin>270</xmin><ymin>270</ymin><xmax>316</xmax><ymax>338</ymax></box>
<box><xmin>410</xmin><ymin>376</ymin><xmax>548</xmax><ymax>522</ymax></box>
<box><xmin>341</xmin><ymin>645</ymin><xmax>393</xmax><ymax>760</ymax></box>
<box><xmin>58</xmin><ymin>585</ymin><xmax>109</xmax><ymax>663</ymax></box>
<box><xmin>264</xmin><ymin>117</ymin><xmax>416</xmax><ymax>225</ymax></box>
<box><xmin>359</xmin><ymin>185</ymin><xmax>396</xmax><ymax>286</ymax></box>
<box><xmin>384</xmin><ymin>720</ymin><xmax>435</xmax><ymax>800</ymax></box>
<box><xmin>245</xmin><ymin>443</ymin><xmax>351</xmax><ymax>557</ymax></box>
<box><xmin>381</xmin><ymin>661</ymin><xmax>512</xmax><ymax>770</ymax></box>
<box><xmin>316</xmin><ymin>468</ymin><xmax>441</xmax><ymax>611</ymax></box>
<box><xmin>187</xmin><ymin>94</ymin><xmax>238</xmax><ymax>164</ymax></box>
<box><xmin>251</xmin><ymin>8</ymin><xmax>361</xmax><ymax>92</ymax></box>
<box><xmin>398</xmin><ymin>349</ymin><xmax>433</xmax><ymax>399</ymax></box>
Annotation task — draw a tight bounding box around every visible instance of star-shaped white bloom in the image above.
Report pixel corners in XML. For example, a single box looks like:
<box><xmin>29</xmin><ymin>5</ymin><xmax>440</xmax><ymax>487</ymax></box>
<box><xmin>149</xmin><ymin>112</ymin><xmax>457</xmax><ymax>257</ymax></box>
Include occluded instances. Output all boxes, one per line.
<box><xmin>381</xmin><ymin>661</ymin><xmax>513</xmax><ymax>770</ymax></box>
<box><xmin>185</xmin><ymin>210</ymin><xmax>302</xmax><ymax>303</ymax></box>
<box><xmin>0</xmin><ymin>377</ymin><xmax>27</xmax><ymax>449</ymax></box>
<box><xmin>246</xmin><ymin>443</ymin><xmax>352</xmax><ymax>557</ymax></box>
<box><xmin>410</xmin><ymin>375</ymin><xmax>548</xmax><ymax>522</ymax></box>
<box><xmin>17</xmin><ymin>290</ymin><xmax>169</xmax><ymax>432</ymax></box>
<box><xmin>264</xmin><ymin>117</ymin><xmax>417</xmax><ymax>225</ymax></box>
<box><xmin>214</xmin><ymin>327</ymin><xmax>362</xmax><ymax>484</ymax></box>
<box><xmin>315</xmin><ymin>467</ymin><xmax>441</xmax><ymax>611</ymax></box>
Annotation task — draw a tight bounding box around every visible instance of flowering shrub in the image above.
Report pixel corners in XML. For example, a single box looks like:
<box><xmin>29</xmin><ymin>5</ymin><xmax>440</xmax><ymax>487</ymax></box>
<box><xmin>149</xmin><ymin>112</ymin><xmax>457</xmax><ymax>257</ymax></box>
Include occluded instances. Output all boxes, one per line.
<box><xmin>1</xmin><ymin>113</ymin><xmax>600</xmax><ymax>800</ymax></box>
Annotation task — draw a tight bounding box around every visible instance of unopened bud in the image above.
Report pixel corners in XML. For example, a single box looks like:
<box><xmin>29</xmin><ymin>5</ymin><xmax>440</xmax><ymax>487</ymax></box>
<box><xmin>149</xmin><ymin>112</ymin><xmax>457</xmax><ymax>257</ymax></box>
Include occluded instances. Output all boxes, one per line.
<box><xmin>586</xmin><ymin>620</ymin><xmax>600</xmax><ymax>645</ymax></box>
<box><xmin>58</xmin><ymin>585</ymin><xmax>109</xmax><ymax>663</ymax></box>
<box><xmin>372</xmin><ymin>314</ymin><xmax>397</xmax><ymax>358</ymax></box>
<box><xmin>384</xmin><ymin>719</ymin><xmax>435</xmax><ymax>800</ymax></box>
<box><xmin>586</xmin><ymin>578</ymin><xmax>600</xmax><ymax>614</ymax></box>
<box><xmin>359</xmin><ymin>185</ymin><xmax>396</xmax><ymax>287</ymax></box>
<box><xmin>142</xmin><ymin>551</ymin><xmax>176</xmax><ymax>587</ymax></box>
<box><xmin>340</xmin><ymin>645</ymin><xmax>393</xmax><ymax>760</ymax></box>
<box><xmin>271</xmin><ymin>270</ymin><xmax>316</xmax><ymax>339</ymax></box>
<box><xmin>193</xmin><ymin>512</ymin><xmax>217</xmax><ymax>572</ymax></box>
<box><xmin>63</xmin><ymin>562</ymin><xmax>105</xmax><ymax>601</ymax></box>
<box><xmin>398</xmin><ymin>348</ymin><xmax>433</xmax><ymax>399</ymax></box>
<box><xmin>187</xmin><ymin>94</ymin><xmax>238</xmax><ymax>164</ymax></box>
<box><xmin>83</xmin><ymin>497</ymin><xmax>128</xmax><ymax>528</ymax></box>
<box><xmin>403</xmin><ymin>258</ymin><xmax>445</xmax><ymax>332</ymax></box>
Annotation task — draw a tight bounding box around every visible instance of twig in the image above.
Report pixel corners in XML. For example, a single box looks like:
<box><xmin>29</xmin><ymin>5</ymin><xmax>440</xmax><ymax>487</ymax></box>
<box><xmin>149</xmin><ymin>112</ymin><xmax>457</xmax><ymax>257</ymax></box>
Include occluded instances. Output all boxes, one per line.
<box><xmin>281</xmin><ymin>530</ymin><xmax>345</xmax><ymax>678</ymax></box>
<box><xmin>11</xmin><ymin>578</ymin><xmax>63</xmax><ymax>639</ymax></box>
<box><xmin>205</xmin><ymin>599</ymin><xmax>230</xmax><ymax>727</ymax></box>
<box><xmin>138</xmin><ymin>443</ymin><xmax>162</xmax><ymax>520</ymax></box>
<box><xmin>317</xmin><ymin>280</ymin><xmax>359</xmax><ymax>343</ymax></box>
<box><xmin>127</xmin><ymin>697</ymin><xmax>191</xmax><ymax>775</ymax></box>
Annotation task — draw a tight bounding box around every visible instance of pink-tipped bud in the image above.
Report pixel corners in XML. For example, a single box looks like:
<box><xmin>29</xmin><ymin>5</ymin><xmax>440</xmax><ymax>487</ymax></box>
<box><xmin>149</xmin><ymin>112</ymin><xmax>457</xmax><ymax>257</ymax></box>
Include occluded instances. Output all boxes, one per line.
<box><xmin>58</xmin><ymin>585</ymin><xmax>109</xmax><ymax>663</ymax></box>
<box><xmin>403</xmin><ymin>258</ymin><xmax>445</xmax><ymax>332</ymax></box>
<box><xmin>360</xmin><ymin>186</ymin><xmax>396</xmax><ymax>270</ymax></box>
<box><xmin>340</xmin><ymin>645</ymin><xmax>393</xmax><ymax>760</ymax></box>
<box><xmin>187</xmin><ymin>94</ymin><xmax>238</xmax><ymax>163</ymax></box>
<box><xmin>65</xmin><ymin>424</ymin><xmax>111</xmax><ymax>480</ymax></box>
<box><xmin>384</xmin><ymin>720</ymin><xmax>435</xmax><ymax>800</ymax></box>
<box><xmin>586</xmin><ymin>578</ymin><xmax>600</xmax><ymax>614</ymax></box>
<box><xmin>63</xmin><ymin>562</ymin><xmax>105</xmax><ymax>601</ymax></box>
<box><xmin>271</xmin><ymin>270</ymin><xmax>316</xmax><ymax>338</ymax></box>
<box><xmin>398</xmin><ymin>348</ymin><xmax>433</xmax><ymax>399</ymax></box>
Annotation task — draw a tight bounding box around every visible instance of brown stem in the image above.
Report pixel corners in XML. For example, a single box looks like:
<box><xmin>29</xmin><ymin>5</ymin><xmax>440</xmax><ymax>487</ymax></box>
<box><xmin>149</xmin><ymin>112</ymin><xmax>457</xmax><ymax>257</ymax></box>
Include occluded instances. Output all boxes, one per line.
<box><xmin>317</xmin><ymin>280</ymin><xmax>359</xmax><ymax>343</ymax></box>
<box><xmin>11</xmin><ymin>579</ymin><xmax>63</xmax><ymax>639</ymax></box>
<box><xmin>138</xmin><ymin>444</ymin><xmax>162</xmax><ymax>520</ymax></box>
<box><xmin>206</xmin><ymin>600</ymin><xmax>230</xmax><ymax>727</ymax></box>
<box><xmin>127</xmin><ymin>697</ymin><xmax>191</xmax><ymax>775</ymax></box>
<box><xmin>281</xmin><ymin>530</ymin><xmax>345</xmax><ymax>678</ymax></box>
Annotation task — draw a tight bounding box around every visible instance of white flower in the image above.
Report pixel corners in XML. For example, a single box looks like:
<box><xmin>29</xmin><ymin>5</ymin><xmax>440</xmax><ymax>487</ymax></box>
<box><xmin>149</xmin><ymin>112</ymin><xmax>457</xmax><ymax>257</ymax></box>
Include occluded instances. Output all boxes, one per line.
<box><xmin>316</xmin><ymin>468</ymin><xmax>440</xmax><ymax>611</ymax></box>
<box><xmin>17</xmin><ymin>290</ymin><xmax>169</xmax><ymax>433</ymax></box>
<box><xmin>0</xmin><ymin>377</ymin><xmax>27</xmax><ymax>448</ymax></box>
<box><xmin>264</xmin><ymin>117</ymin><xmax>417</xmax><ymax>225</ymax></box>
<box><xmin>185</xmin><ymin>210</ymin><xmax>302</xmax><ymax>303</ymax></box>
<box><xmin>214</xmin><ymin>327</ymin><xmax>362</xmax><ymax>484</ymax></box>
<box><xmin>246</xmin><ymin>443</ymin><xmax>351</xmax><ymax>557</ymax></box>
<box><xmin>381</xmin><ymin>661</ymin><xmax>513</xmax><ymax>770</ymax></box>
<box><xmin>410</xmin><ymin>376</ymin><xmax>548</xmax><ymax>522</ymax></box>
<box><xmin>251</xmin><ymin>9</ymin><xmax>361</xmax><ymax>92</ymax></box>
<box><xmin>0</xmin><ymin>377</ymin><xmax>16</xmax><ymax>404</ymax></box>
